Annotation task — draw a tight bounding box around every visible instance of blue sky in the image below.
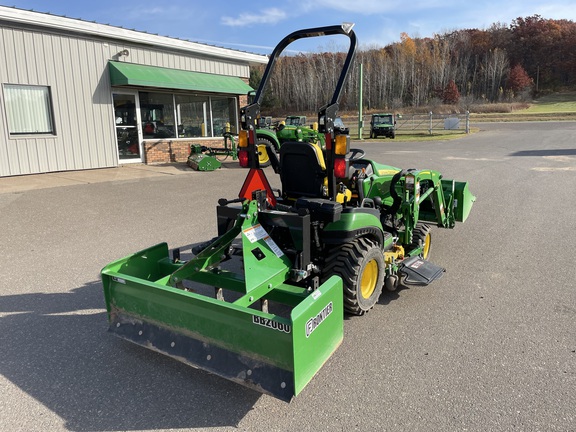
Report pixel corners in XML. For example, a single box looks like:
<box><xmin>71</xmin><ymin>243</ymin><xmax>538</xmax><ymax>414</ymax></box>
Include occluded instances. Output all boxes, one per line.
<box><xmin>3</xmin><ymin>0</ymin><xmax>576</xmax><ymax>54</ymax></box>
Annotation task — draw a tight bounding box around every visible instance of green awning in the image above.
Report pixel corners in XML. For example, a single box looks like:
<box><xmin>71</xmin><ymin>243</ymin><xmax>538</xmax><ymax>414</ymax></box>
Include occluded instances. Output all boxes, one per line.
<box><xmin>109</xmin><ymin>61</ymin><xmax>252</xmax><ymax>94</ymax></box>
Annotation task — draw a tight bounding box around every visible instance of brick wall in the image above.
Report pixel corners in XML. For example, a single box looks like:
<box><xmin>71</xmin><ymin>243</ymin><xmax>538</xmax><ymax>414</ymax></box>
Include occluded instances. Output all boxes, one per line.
<box><xmin>143</xmin><ymin>139</ymin><xmax>223</xmax><ymax>164</ymax></box>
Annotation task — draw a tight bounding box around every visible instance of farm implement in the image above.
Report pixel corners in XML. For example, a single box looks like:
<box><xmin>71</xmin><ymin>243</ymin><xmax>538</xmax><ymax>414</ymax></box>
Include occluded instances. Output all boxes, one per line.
<box><xmin>101</xmin><ymin>24</ymin><xmax>475</xmax><ymax>401</ymax></box>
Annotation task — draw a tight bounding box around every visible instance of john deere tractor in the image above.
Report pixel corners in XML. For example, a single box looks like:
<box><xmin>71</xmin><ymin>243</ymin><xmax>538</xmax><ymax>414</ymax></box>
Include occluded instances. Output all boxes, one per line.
<box><xmin>102</xmin><ymin>24</ymin><xmax>475</xmax><ymax>402</ymax></box>
<box><xmin>254</xmin><ymin>115</ymin><xmax>325</xmax><ymax>167</ymax></box>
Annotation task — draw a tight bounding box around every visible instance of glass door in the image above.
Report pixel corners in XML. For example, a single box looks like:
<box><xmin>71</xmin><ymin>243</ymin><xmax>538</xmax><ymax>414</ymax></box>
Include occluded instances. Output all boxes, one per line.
<box><xmin>113</xmin><ymin>91</ymin><xmax>143</xmax><ymax>162</ymax></box>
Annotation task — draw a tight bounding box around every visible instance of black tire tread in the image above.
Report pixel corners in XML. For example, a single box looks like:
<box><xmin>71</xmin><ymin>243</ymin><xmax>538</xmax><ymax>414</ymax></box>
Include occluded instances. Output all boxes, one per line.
<box><xmin>322</xmin><ymin>238</ymin><xmax>384</xmax><ymax>316</ymax></box>
<box><xmin>408</xmin><ymin>222</ymin><xmax>432</xmax><ymax>259</ymax></box>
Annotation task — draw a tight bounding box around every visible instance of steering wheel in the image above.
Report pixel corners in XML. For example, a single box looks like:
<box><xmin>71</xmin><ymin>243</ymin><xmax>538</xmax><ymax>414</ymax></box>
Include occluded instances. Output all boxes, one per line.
<box><xmin>349</xmin><ymin>148</ymin><xmax>366</xmax><ymax>161</ymax></box>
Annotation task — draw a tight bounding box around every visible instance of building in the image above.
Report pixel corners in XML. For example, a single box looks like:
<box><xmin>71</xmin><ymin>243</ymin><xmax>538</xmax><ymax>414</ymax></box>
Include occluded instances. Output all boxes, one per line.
<box><xmin>0</xmin><ymin>6</ymin><xmax>268</xmax><ymax>177</ymax></box>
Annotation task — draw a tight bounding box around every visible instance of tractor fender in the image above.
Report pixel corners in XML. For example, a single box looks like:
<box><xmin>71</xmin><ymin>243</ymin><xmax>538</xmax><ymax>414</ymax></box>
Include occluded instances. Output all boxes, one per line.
<box><xmin>322</xmin><ymin>210</ymin><xmax>386</xmax><ymax>247</ymax></box>
<box><xmin>256</xmin><ymin>129</ymin><xmax>281</xmax><ymax>150</ymax></box>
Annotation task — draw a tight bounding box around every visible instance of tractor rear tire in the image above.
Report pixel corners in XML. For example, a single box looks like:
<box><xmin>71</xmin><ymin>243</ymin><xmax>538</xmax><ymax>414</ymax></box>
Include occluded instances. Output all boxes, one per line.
<box><xmin>323</xmin><ymin>238</ymin><xmax>384</xmax><ymax>316</ymax></box>
<box><xmin>256</xmin><ymin>137</ymin><xmax>274</xmax><ymax>168</ymax></box>
<box><xmin>410</xmin><ymin>223</ymin><xmax>432</xmax><ymax>260</ymax></box>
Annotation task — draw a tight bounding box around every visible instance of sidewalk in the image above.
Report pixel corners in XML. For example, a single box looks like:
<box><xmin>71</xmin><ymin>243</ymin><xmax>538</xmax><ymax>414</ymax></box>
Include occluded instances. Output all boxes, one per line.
<box><xmin>0</xmin><ymin>163</ymin><xmax>195</xmax><ymax>194</ymax></box>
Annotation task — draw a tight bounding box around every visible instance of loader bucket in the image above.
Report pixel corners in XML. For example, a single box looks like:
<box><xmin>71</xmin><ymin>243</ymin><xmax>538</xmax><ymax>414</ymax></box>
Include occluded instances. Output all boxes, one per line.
<box><xmin>442</xmin><ymin>179</ymin><xmax>476</xmax><ymax>223</ymax></box>
<box><xmin>102</xmin><ymin>239</ymin><xmax>343</xmax><ymax>401</ymax></box>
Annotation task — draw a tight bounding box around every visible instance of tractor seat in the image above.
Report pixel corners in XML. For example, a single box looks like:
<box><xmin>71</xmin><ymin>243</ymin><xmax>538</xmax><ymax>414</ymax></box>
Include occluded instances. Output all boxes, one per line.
<box><xmin>348</xmin><ymin>160</ymin><xmax>373</xmax><ymax>177</ymax></box>
<box><xmin>279</xmin><ymin>141</ymin><xmax>327</xmax><ymax>200</ymax></box>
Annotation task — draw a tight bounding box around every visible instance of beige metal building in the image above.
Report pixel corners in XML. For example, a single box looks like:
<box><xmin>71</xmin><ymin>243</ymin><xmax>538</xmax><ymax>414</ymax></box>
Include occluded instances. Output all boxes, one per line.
<box><xmin>0</xmin><ymin>6</ymin><xmax>268</xmax><ymax>177</ymax></box>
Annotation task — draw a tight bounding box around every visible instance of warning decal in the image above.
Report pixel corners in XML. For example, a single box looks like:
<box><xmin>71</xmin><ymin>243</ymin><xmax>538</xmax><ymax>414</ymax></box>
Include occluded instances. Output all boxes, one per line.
<box><xmin>243</xmin><ymin>224</ymin><xmax>284</xmax><ymax>258</ymax></box>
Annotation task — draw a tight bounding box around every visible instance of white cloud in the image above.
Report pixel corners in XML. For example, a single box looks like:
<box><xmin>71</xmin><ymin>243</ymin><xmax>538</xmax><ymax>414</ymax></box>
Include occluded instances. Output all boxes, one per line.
<box><xmin>221</xmin><ymin>8</ymin><xmax>288</xmax><ymax>27</ymax></box>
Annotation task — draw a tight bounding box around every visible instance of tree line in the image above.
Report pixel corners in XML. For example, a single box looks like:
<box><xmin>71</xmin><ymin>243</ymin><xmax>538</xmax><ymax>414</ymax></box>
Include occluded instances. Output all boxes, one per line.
<box><xmin>250</xmin><ymin>15</ymin><xmax>576</xmax><ymax>113</ymax></box>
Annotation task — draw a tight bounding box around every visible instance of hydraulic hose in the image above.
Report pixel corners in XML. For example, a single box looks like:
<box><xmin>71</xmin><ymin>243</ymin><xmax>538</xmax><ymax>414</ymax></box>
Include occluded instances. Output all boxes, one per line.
<box><xmin>387</xmin><ymin>169</ymin><xmax>408</xmax><ymax>216</ymax></box>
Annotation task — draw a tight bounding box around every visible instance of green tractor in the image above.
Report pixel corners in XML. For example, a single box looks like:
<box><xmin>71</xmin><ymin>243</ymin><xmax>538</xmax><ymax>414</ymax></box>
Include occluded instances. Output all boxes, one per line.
<box><xmin>101</xmin><ymin>24</ymin><xmax>475</xmax><ymax>402</ymax></box>
<box><xmin>370</xmin><ymin>113</ymin><xmax>398</xmax><ymax>139</ymax></box>
<box><xmin>254</xmin><ymin>115</ymin><xmax>324</xmax><ymax>167</ymax></box>
<box><xmin>285</xmin><ymin>115</ymin><xmax>308</xmax><ymax>126</ymax></box>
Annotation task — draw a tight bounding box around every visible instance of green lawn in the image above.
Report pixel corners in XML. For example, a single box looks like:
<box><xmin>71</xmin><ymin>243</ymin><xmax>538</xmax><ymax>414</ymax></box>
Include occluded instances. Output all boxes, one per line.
<box><xmin>349</xmin><ymin>128</ymin><xmax>478</xmax><ymax>142</ymax></box>
<box><xmin>518</xmin><ymin>91</ymin><xmax>576</xmax><ymax>114</ymax></box>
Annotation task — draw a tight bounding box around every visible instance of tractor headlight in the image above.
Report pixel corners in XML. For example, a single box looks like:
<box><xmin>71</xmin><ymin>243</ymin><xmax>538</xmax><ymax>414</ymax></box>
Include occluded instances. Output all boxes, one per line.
<box><xmin>405</xmin><ymin>174</ymin><xmax>415</xmax><ymax>190</ymax></box>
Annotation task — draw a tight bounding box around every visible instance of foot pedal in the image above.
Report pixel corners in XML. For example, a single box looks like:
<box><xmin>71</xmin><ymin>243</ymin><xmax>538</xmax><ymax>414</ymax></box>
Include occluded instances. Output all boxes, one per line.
<box><xmin>399</xmin><ymin>256</ymin><xmax>445</xmax><ymax>286</ymax></box>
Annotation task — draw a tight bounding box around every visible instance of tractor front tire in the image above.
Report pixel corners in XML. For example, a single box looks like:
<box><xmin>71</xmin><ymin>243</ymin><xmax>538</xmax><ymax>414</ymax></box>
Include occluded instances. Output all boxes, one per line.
<box><xmin>410</xmin><ymin>223</ymin><xmax>432</xmax><ymax>260</ymax></box>
<box><xmin>256</xmin><ymin>137</ymin><xmax>275</xmax><ymax>168</ymax></box>
<box><xmin>323</xmin><ymin>238</ymin><xmax>384</xmax><ymax>316</ymax></box>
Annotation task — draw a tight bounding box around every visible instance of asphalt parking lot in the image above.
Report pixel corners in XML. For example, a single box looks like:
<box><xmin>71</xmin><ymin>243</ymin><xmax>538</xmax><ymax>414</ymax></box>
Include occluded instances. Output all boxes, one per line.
<box><xmin>1</xmin><ymin>121</ymin><xmax>575</xmax><ymax>431</ymax></box>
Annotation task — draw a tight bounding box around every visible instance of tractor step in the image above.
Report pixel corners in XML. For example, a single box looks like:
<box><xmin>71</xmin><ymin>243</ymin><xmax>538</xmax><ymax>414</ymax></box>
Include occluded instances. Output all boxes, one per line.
<box><xmin>399</xmin><ymin>256</ymin><xmax>445</xmax><ymax>286</ymax></box>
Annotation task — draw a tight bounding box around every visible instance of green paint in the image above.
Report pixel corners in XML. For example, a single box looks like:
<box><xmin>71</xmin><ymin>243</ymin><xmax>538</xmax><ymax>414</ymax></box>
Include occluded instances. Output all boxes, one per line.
<box><xmin>109</xmin><ymin>61</ymin><xmax>253</xmax><ymax>94</ymax></box>
<box><xmin>102</xmin><ymin>200</ymin><xmax>344</xmax><ymax>401</ymax></box>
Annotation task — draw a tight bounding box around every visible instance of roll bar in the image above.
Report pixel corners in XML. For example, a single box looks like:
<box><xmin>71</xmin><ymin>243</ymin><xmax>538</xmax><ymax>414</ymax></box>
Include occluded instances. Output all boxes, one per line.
<box><xmin>240</xmin><ymin>23</ymin><xmax>358</xmax><ymax>168</ymax></box>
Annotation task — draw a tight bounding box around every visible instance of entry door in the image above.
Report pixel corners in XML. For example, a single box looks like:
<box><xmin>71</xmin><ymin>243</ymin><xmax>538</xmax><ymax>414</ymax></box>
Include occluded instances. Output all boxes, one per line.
<box><xmin>113</xmin><ymin>92</ymin><xmax>143</xmax><ymax>163</ymax></box>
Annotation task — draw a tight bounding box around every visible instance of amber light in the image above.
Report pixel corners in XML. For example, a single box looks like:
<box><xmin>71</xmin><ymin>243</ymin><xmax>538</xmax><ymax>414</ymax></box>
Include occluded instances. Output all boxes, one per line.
<box><xmin>334</xmin><ymin>135</ymin><xmax>350</xmax><ymax>155</ymax></box>
<box><xmin>238</xmin><ymin>130</ymin><xmax>249</xmax><ymax>148</ymax></box>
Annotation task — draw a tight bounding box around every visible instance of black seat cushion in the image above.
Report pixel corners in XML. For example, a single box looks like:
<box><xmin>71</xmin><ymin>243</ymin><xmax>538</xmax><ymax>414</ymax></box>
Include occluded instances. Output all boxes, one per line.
<box><xmin>279</xmin><ymin>142</ymin><xmax>326</xmax><ymax>199</ymax></box>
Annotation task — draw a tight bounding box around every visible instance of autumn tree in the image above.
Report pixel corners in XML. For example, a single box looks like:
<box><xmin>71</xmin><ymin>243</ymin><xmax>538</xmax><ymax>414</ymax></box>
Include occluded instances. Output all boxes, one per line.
<box><xmin>249</xmin><ymin>15</ymin><xmax>574</xmax><ymax>113</ymax></box>
<box><xmin>442</xmin><ymin>80</ymin><xmax>461</xmax><ymax>104</ymax></box>
<box><xmin>508</xmin><ymin>15</ymin><xmax>576</xmax><ymax>88</ymax></box>
<box><xmin>507</xmin><ymin>64</ymin><xmax>533</xmax><ymax>93</ymax></box>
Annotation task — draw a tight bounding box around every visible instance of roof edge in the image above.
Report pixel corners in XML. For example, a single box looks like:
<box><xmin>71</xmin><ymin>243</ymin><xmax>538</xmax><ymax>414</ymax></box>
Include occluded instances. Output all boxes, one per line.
<box><xmin>0</xmin><ymin>5</ymin><xmax>269</xmax><ymax>65</ymax></box>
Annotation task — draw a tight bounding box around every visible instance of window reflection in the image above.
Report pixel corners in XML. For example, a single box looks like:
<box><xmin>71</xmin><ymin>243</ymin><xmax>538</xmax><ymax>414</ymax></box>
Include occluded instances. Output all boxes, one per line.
<box><xmin>140</xmin><ymin>92</ymin><xmax>175</xmax><ymax>139</ymax></box>
<box><xmin>139</xmin><ymin>91</ymin><xmax>237</xmax><ymax>139</ymax></box>
<box><xmin>211</xmin><ymin>96</ymin><xmax>237</xmax><ymax>136</ymax></box>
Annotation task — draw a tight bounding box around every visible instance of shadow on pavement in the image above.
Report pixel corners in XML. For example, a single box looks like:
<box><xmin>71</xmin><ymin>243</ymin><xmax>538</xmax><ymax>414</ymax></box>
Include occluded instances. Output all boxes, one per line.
<box><xmin>0</xmin><ymin>281</ymin><xmax>260</xmax><ymax>431</ymax></box>
<box><xmin>510</xmin><ymin>149</ymin><xmax>576</xmax><ymax>157</ymax></box>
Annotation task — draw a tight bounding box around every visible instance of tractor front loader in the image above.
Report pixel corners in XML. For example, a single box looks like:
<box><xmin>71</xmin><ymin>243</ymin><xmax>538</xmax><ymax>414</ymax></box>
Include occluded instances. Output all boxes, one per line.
<box><xmin>101</xmin><ymin>24</ymin><xmax>475</xmax><ymax>402</ymax></box>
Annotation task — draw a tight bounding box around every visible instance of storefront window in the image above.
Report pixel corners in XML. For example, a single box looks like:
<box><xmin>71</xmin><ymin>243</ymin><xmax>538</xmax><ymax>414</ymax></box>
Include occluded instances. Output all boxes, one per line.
<box><xmin>138</xmin><ymin>91</ymin><xmax>237</xmax><ymax>139</ymax></box>
<box><xmin>175</xmin><ymin>95</ymin><xmax>208</xmax><ymax>137</ymax></box>
<box><xmin>211</xmin><ymin>97</ymin><xmax>237</xmax><ymax>136</ymax></box>
<box><xmin>140</xmin><ymin>92</ymin><xmax>175</xmax><ymax>139</ymax></box>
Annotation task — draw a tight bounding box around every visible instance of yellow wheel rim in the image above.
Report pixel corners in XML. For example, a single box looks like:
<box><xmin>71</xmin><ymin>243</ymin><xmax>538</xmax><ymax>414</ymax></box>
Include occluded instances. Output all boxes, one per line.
<box><xmin>360</xmin><ymin>259</ymin><xmax>379</xmax><ymax>299</ymax></box>
<box><xmin>422</xmin><ymin>233</ymin><xmax>431</xmax><ymax>260</ymax></box>
<box><xmin>257</xmin><ymin>144</ymin><xmax>270</xmax><ymax>164</ymax></box>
